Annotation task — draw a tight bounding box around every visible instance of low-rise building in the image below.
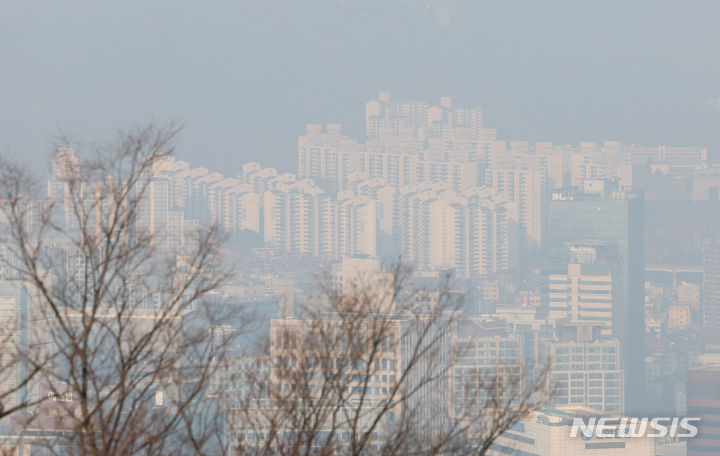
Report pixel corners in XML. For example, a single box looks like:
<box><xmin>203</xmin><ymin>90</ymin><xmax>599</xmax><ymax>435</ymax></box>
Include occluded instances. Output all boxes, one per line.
<box><xmin>488</xmin><ymin>408</ymin><xmax>656</xmax><ymax>456</ymax></box>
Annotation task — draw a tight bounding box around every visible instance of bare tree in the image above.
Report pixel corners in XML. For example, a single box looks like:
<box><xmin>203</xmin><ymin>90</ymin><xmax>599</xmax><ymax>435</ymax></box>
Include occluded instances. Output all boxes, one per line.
<box><xmin>0</xmin><ymin>124</ymin><xmax>235</xmax><ymax>455</ymax></box>
<box><xmin>228</xmin><ymin>263</ymin><xmax>550</xmax><ymax>456</ymax></box>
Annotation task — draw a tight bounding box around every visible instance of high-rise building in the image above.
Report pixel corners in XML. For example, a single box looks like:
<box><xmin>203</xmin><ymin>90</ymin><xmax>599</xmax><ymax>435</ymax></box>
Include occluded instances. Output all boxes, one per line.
<box><xmin>365</xmin><ymin>91</ymin><xmax>429</xmax><ymax>139</ymax></box>
<box><xmin>568</xmin><ymin>143</ymin><xmax>611</xmax><ymax>187</ymax></box>
<box><xmin>359</xmin><ymin>136</ymin><xmax>421</xmax><ymax>188</ymax></box>
<box><xmin>263</xmin><ymin>179</ymin><xmax>335</xmax><ymax>256</ymax></box>
<box><xmin>297</xmin><ymin>123</ymin><xmax>363</xmax><ymax>190</ymax></box>
<box><xmin>135</xmin><ymin>175</ymin><xmax>169</xmax><ymax>243</ymax></box>
<box><xmin>365</xmin><ymin>92</ymin><xmax>484</xmax><ymax>140</ymax></box>
<box><xmin>208</xmin><ymin>350</ymin><xmax>268</xmax><ymax>408</ymax></box>
<box><xmin>336</xmin><ymin>194</ymin><xmax>377</xmax><ymax>258</ymax></box>
<box><xmin>623</xmin><ymin>144</ymin><xmax>707</xmax><ymax>165</ymax></box>
<box><xmin>254</xmin><ymin>312</ymin><xmax>407</xmax><ymax>451</ymax></box>
<box><xmin>342</xmin><ymin>178</ymin><xmax>398</xmax><ymax>258</ymax></box>
<box><xmin>543</xmin><ymin>326</ymin><xmax>624</xmax><ymax>414</ymax></box>
<box><xmin>703</xmin><ymin>239</ymin><xmax>720</xmax><ymax>345</ymax></box>
<box><xmin>0</xmin><ymin>280</ymin><xmax>29</xmax><ymax>411</ymax></box>
<box><xmin>451</xmin><ymin>319</ymin><xmax>524</xmax><ymax>419</ymax></box>
<box><xmin>329</xmin><ymin>257</ymin><xmax>391</xmax><ymax>308</ymax></box>
<box><xmin>546</xmin><ymin>186</ymin><xmax>645</xmax><ymax>415</ymax></box>
<box><xmin>485</xmin><ymin>166</ymin><xmax>546</xmax><ymax>261</ymax></box>
<box><xmin>547</xmin><ymin>257</ymin><xmax>613</xmax><ymax>337</ymax></box>
<box><xmin>494</xmin><ymin>306</ymin><xmax>557</xmax><ymax>389</ymax></box>
<box><xmin>48</xmin><ymin>147</ymin><xmax>110</xmax><ymax>234</ymax></box>
<box><xmin>693</xmin><ymin>166</ymin><xmax>720</xmax><ymax>201</ymax></box>
<box><xmin>396</xmin><ymin>185</ymin><xmax>509</xmax><ymax>278</ymax></box>
<box><xmin>686</xmin><ymin>364</ymin><xmax>720</xmax><ymax>455</ymax></box>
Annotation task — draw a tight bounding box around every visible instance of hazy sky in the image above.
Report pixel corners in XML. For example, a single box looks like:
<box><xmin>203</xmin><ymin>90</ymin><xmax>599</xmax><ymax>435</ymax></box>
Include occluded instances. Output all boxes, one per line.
<box><xmin>2</xmin><ymin>0</ymin><xmax>719</xmax><ymax>173</ymax></box>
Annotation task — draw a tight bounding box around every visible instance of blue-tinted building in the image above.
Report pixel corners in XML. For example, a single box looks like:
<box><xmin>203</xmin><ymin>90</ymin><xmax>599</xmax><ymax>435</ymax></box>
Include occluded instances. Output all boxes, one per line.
<box><xmin>546</xmin><ymin>187</ymin><xmax>646</xmax><ymax>415</ymax></box>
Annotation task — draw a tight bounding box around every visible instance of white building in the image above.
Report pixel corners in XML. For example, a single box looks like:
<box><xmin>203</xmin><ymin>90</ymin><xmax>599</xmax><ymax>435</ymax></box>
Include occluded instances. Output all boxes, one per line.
<box><xmin>548</xmin><ymin>263</ymin><xmax>613</xmax><ymax>337</ymax></box>
<box><xmin>0</xmin><ymin>281</ymin><xmax>28</xmax><ymax>411</ymax></box>
<box><xmin>487</xmin><ymin>408</ymin><xmax>655</xmax><ymax>456</ymax></box>
<box><xmin>263</xmin><ymin>179</ymin><xmax>334</xmax><ymax>256</ymax></box>
<box><xmin>336</xmin><ymin>194</ymin><xmax>377</xmax><ymax>258</ymax></box>
<box><xmin>396</xmin><ymin>185</ymin><xmax>509</xmax><ymax>278</ymax></box>
<box><xmin>451</xmin><ymin>319</ymin><xmax>524</xmax><ymax>419</ymax></box>
<box><xmin>543</xmin><ymin>333</ymin><xmax>624</xmax><ymax>414</ymax></box>
<box><xmin>484</xmin><ymin>166</ymin><xmax>546</xmax><ymax>259</ymax></box>
<box><xmin>297</xmin><ymin>123</ymin><xmax>363</xmax><ymax>188</ymax></box>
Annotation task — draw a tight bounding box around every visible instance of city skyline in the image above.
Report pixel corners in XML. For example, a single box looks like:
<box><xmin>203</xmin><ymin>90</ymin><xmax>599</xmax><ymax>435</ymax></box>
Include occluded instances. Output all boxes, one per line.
<box><xmin>3</xmin><ymin>2</ymin><xmax>720</xmax><ymax>454</ymax></box>
<box><xmin>0</xmin><ymin>104</ymin><xmax>718</xmax><ymax>453</ymax></box>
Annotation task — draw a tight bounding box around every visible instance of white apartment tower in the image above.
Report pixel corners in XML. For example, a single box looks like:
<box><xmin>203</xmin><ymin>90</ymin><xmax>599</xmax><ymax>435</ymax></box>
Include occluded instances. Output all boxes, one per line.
<box><xmin>263</xmin><ymin>180</ymin><xmax>335</xmax><ymax>256</ymax></box>
<box><xmin>398</xmin><ymin>185</ymin><xmax>509</xmax><ymax>278</ymax></box>
<box><xmin>336</xmin><ymin>194</ymin><xmax>377</xmax><ymax>258</ymax></box>
<box><xmin>485</xmin><ymin>166</ymin><xmax>546</xmax><ymax>261</ymax></box>
<box><xmin>297</xmin><ymin>124</ymin><xmax>363</xmax><ymax>188</ymax></box>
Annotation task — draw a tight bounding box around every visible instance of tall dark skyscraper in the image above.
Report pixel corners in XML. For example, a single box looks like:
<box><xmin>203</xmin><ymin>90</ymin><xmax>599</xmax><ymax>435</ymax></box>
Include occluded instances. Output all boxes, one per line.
<box><xmin>546</xmin><ymin>184</ymin><xmax>646</xmax><ymax>415</ymax></box>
